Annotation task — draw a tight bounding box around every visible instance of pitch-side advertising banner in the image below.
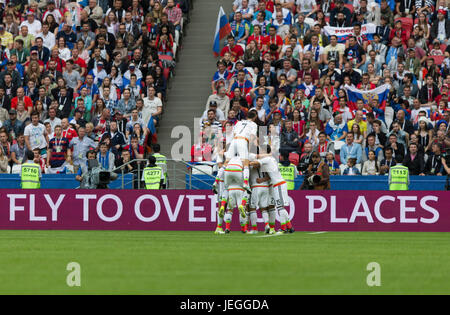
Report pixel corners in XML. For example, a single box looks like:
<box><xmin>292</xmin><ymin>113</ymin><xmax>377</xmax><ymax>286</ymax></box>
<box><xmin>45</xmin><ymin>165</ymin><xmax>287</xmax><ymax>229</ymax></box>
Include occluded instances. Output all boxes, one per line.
<box><xmin>0</xmin><ymin>190</ymin><xmax>449</xmax><ymax>232</ymax></box>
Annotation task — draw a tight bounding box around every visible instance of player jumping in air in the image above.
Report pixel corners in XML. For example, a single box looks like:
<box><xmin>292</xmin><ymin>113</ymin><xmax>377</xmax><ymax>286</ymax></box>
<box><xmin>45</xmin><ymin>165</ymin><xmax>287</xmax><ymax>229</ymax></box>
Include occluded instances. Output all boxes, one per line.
<box><xmin>213</xmin><ymin>110</ymin><xmax>258</xmax><ymax>193</ymax></box>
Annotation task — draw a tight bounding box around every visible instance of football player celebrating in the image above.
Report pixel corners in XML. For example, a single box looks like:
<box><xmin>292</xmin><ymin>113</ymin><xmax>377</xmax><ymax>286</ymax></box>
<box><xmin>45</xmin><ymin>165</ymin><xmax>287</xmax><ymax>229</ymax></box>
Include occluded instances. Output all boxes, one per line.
<box><xmin>213</xmin><ymin>110</ymin><xmax>258</xmax><ymax>193</ymax></box>
<box><xmin>223</xmin><ymin>156</ymin><xmax>249</xmax><ymax>233</ymax></box>
<box><xmin>250</xmin><ymin>146</ymin><xmax>294</xmax><ymax>234</ymax></box>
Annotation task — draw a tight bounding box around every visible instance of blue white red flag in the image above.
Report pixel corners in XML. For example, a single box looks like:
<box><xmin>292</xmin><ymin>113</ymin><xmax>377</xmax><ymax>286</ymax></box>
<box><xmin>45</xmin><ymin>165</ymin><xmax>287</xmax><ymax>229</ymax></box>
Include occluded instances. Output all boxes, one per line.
<box><xmin>345</xmin><ymin>84</ymin><xmax>390</xmax><ymax>113</ymax></box>
<box><xmin>213</xmin><ymin>7</ymin><xmax>232</xmax><ymax>57</ymax></box>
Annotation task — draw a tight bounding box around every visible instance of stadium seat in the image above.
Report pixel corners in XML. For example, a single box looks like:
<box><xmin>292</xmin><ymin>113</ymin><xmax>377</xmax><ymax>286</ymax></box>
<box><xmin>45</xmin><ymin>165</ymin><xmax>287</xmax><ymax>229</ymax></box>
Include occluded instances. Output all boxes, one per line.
<box><xmin>430</xmin><ymin>55</ymin><xmax>445</xmax><ymax>66</ymax></box>
<box><xmin>345</xmin><ymin>4</ymin><xmax>354</xmax><ymax>13</ymax></box>
<box><xmin>11</xmin><ymin>165</ymin><xmax>21</xmax><ymax>174</ymax></box>
<box><xmin>191</xmin><ymin>164</ymin><xmax>213</xmax><ymax>175</ymax></box>
<box><xmin>395</xmin><ymin>17</ymin><xmax>413</xmax><ymax>31</ymax></box>
<box><xmin>304</xmin><ymin>17</ymin><xmax>315</xmax><ymax>28</ymax></box>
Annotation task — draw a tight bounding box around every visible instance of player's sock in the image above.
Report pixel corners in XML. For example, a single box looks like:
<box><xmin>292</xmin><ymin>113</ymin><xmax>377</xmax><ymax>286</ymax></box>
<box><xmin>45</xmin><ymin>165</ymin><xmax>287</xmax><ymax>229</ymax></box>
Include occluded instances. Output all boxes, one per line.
<box><xmin>279</xmin><ymin>208</ymin><xmax>289</xmax><ymax>230</ymax></box>
<box><xmin>250</xmin><ymin>211</ymin><xmax>258</xmax><ymax>231</ymax></box>
<box><xmin>224</xmin><ymin>211</ymin><xmax>232</xmax><ymax>230</ymax></box>
<box><xmin>262</xmin><ymin>211</ymin><xmax>269</xmax><ymax>226</ymax></box>
<box><xmin>286</xmin><ymin>220</ymin><xmax>292</xmax><ymax>229</ymax></box>
<box><xmin>269</xmin><ymin>209</ymin><xmax>276</xmax><ymax>229</ymax></box>
<box><xmin>220</xmin><ymin>199</ymin><xmax>227</xmax><ymax>209</ymax></box>
<box><xmin>215</xmin><ymin>167</ymin><xmax>225</xmax><ymax>184</ymax></box>
<box><xmin>243</xmin><ymin>167</ymin><xmax>249</xmax><ymax>186</ymax></box>
<box><xmin>240</xmin><ymin>214</ymin><xmax>247</xmax><ymax>232</ymax></box>
<box><xmin>217</xmin><ymin>213</ymin><xmax>223</xmax><ymax>229</ymax></box>
<box><xmin>241</xmin><ymin>196</ymin><xmax>248</xmax><ymax>207</ymax></box>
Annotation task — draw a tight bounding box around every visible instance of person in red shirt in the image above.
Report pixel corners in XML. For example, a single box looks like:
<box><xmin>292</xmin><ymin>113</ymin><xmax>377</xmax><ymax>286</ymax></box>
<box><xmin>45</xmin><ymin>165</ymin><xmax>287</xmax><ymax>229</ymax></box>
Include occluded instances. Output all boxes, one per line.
<box><xmin>71</xmin><ymin>47</ymin><xmax>87</xmax><ymax>78</ymax></box>
<box><xmin>356</xmin><ymin>73</ymin><xmax>376</xmax><ymax>90</ymax></box>
<box><xmin>24</xmin><ymin>50</ymin><xmax>44</xmax><ymax>72</ymax></box>
<box><xmin>389</xmin><ymin>20</ymin><xmax>408</xmax><ymax>45</ymax></box>
<box><xmin>10</xmin><ymin>87</ymin><xmax>33</xmax><ymax>113</ymax></box>
<box><xmin>123</xmin><ymin>135</ymin><xmax>145</xmax><ymax>160</ymax></box>
<box><xmin>60</xmin><ymin>118</ymin><xmax>78</xmax><ymax>143</ymax></box>
<box><xmin>47</xmin><ymin>47</ymin><xmax>66</xmax><ymax>73</ymax></box>
<box><xmin>220</xmin><ymin>35</ymin><xmax>244</xmax><ymax>62</ymax></box>
<box><xmin>263</xmin><ymin>25</ymin><xmax>283</xmax><ymax>55</ymax></box>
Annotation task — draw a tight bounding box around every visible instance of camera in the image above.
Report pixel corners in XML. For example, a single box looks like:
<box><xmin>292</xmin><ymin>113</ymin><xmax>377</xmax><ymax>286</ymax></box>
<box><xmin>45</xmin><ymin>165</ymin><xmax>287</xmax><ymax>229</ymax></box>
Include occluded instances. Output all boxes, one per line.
<box><xmin>81</xmin><ymin>159</ymin><xmax>118</xmax><ymax>189</ymax></box>
<box><xmin>297</xmin><ymin>162</ymin><xmax>309</xmax><ymax>173</ymax></box>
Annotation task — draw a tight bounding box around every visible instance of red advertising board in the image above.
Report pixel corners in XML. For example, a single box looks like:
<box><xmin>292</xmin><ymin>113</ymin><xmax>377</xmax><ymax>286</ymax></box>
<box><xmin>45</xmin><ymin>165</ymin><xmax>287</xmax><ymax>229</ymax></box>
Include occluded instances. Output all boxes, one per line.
<box><xmin>0</xmin><ymin>190</ymin><xmax>449</xmax><ymax>232</ymax></box>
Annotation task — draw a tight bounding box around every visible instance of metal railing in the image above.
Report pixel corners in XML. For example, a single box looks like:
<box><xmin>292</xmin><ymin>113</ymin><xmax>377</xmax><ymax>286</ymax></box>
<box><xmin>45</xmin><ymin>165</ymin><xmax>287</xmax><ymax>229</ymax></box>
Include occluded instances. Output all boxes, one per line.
<box><xmin>112</xmin><ymin>158</ymin><xmax>216</xmax><ymax>190</ymax></box>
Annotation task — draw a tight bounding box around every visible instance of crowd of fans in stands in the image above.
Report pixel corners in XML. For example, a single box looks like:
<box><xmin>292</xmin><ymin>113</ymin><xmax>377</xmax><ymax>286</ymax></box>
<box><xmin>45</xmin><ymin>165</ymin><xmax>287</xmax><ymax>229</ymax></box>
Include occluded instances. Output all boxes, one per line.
<box><xmin>198</xmin><ymin>0</ymin><xmax>450</xmax><ymax>176</ymax></box>
<box><xmin>0</xmin><ymin>0</ymin><xmax>190</xmax><ymax>177</ymax></box>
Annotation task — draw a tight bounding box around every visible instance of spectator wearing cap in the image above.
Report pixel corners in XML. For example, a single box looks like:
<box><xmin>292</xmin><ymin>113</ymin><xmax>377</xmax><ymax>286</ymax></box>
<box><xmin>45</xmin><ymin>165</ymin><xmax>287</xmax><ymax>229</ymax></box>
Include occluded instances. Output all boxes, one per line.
<box><xmin>201</xmin><ymin>100</ymin><xmax>226</xmax><ymax>123</ymax></box>
<box><xmin>4</xmin><ymin>109</ymin><xmax>23</xmax><ymax>139</ymax></box>
<box><xmin>123</xmin><ymin>62</ymin><xmax>143</xmax><ymax>86</ymax></box>
<box><xmin>431</xmin><ymin>9</ymin><xmax>450</xmax><ymax>44</ymax></box>
<box><xmin>20</xmin><ymin>10</ymin><xmax>42</xmax><ymax>37</ymax></box>
<box><xmin>205</xmin><ymin>86</ymin><xmax>230</xmax><ymax>116</ymax></box>
<box><xmin>88</xmin><ymin>60</ymin><xmax>107</xmax><ymax>86</ymax></box>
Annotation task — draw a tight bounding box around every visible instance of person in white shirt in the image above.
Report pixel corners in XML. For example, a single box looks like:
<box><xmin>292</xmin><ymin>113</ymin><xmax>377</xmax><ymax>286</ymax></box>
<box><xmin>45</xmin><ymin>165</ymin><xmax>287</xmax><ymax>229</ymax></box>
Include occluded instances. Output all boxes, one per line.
<box><xmin>20</xmin><ymin>11</ymin><xmax>42</xmax><ymax>37</ymax></box>
<box><xmin>36</xmin><ymin>22</ymin><xmax>56</xmax><ymax>50</ymax></box>
<box><xmin>24</xmin><ymin>111</ymin><xmax>49</xmax><ymax>157</ymax></box>
<box><xmin>142</xmin><ymin>86</ymin><xmax>163</xmax><ymax>127</ymax></box>
<box><xmin>42</xmin><ymin>1</ymin><xmax>64</xmax><ymax>24</ymax></box>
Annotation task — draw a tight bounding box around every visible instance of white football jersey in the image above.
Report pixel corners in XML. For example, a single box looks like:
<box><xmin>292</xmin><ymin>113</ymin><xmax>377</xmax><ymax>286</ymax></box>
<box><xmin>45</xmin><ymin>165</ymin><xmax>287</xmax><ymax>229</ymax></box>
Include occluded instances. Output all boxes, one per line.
<box><xmin>233</xmin><ymin>120</ymin><xmax>258</xmax><ymax>140</ymax></box>
<box><xmin>257</xmin><ymin>156</ymin><xmax>284</xmax><ymax>185</ymax></box>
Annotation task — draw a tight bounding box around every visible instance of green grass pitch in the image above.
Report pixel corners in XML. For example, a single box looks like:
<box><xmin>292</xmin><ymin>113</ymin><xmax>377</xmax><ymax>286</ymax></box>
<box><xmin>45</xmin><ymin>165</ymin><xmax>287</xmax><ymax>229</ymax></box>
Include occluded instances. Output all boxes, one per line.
<box><xmin>1</xmin><ymin>230</ymin><xmax>450</xmax><ymax>294</ymax></box>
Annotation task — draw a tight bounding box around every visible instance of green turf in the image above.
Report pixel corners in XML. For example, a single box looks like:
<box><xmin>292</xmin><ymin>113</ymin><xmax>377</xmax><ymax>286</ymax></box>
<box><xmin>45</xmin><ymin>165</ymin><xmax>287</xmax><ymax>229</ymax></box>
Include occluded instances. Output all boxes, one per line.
<box><xmin>1</xmin><ymin>230</ymin><xmax>450</xmax><ymax>294</ymax></box>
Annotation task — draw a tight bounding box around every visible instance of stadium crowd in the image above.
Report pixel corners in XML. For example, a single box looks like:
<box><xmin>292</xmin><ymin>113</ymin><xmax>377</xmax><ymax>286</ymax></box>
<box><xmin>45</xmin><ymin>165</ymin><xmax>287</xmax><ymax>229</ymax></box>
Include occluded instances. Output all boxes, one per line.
<box><xmin>198</xmin><ymin>0</ymin><xmax>450</xmax><ymax>177</ymax></box>
<box><xmin>0</xmin><ymin>0</ymin><xmax>190</xmax><ymax>178</ymax></box>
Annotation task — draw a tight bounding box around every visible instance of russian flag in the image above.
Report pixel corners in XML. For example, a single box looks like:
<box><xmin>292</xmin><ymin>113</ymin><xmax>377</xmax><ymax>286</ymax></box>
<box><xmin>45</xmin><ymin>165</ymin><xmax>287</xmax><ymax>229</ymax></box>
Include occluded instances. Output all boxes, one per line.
<box><xmin>213</xmin><ymin>6</ymin><xmax>232</xmax><ymax>57</ymax></box>
<box><xmin>345</xmin><ymin>84</ymin><xmax>390</xmax><ymax>113</ymax></box>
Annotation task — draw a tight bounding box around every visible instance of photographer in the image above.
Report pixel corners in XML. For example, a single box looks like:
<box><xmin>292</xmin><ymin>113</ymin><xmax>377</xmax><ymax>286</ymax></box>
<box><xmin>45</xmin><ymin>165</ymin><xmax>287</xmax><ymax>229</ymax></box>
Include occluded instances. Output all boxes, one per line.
<box><xmin>300</xmin><ymin>152</ymin><xmax>330</xmax><ymax>190</ymax></box>
<box><xmin>298</xmin><ymin>142</ymin><xmax>314</xmax><ymax>174</ymax></box>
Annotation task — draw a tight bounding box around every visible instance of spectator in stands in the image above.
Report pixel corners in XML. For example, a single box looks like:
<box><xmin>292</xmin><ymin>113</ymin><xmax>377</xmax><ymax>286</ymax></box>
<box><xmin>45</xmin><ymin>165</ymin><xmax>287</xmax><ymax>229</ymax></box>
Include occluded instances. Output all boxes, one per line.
<box><xmin>403</xmin><ymin>143</ymin><xmax>425</xmax><ymax>176</ymax></box>
<box><xmin>361</xmin><ymin>150</ymin><xmax>380</xmax><ymax>175</ymax></box>
<box><xmin>340</xmin><ymin>133</ymin><xmax>362</xmax><ymax>165</ymax></box>
<box><xmin>342</xmin><ymin>157</ymin><xmax>361</xmax><ymax>175</ymax></box>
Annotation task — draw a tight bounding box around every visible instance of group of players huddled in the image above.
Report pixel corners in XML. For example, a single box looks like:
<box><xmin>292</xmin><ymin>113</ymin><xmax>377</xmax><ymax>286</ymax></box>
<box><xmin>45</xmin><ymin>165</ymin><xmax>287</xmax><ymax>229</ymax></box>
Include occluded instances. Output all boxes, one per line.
<box><xmin>212</xmin><ymin>110</ymin><xmax>294</xmax><ymax>235</ymax></box>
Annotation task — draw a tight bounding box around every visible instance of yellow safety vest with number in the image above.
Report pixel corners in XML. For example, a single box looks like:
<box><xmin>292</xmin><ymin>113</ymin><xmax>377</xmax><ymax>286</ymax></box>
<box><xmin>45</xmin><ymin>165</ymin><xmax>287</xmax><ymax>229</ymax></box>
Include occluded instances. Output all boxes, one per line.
<box><xmin>143</xmin><ymin>166</ymin><xmax>162</xmax><ymax>189</ymax></box>
<box><xmin>153</xmin><ymin>153</ymin><xmax>167</xmax><ymax>183</ymax></box>
<box><xmin>278</xmin><ymin>163</ymin><xmax>296</xmax><ymax>190</ymax></box>
<box><xmin>389</xmin><ymin>165</ymin><xmax>409</xmax><ymax>191</ymax></box>
<box><xmin>21</xmin><ymin>162</ymin><xmax>41</xmax><ymax>189</ymax></box>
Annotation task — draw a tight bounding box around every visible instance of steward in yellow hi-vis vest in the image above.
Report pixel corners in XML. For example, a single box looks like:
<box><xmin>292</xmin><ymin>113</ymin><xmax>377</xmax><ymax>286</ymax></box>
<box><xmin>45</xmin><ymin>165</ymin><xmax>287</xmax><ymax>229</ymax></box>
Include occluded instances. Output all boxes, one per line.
<box><xmin>21</xmin><ymin>151</ymin><xmax>42</xmax><ymax>189</ymax></box>
<box><xmin>152</xmin><ymin>144</ymin><xmax>168</xmax><ymax>188</ymax></box>
<box><xmin>278</xmin><ymin>162</ymin><xmax>297</xmax><ymax>190</ymax></box>
<box><xmin>142</xmin><ymin>155</ymin><xmax>164</xmax><ymax>189</ymax></box>
<box><xmin>389</xmin><ymin>162</ymin><xmax>409</xmax><ymax>191</ymax></box>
